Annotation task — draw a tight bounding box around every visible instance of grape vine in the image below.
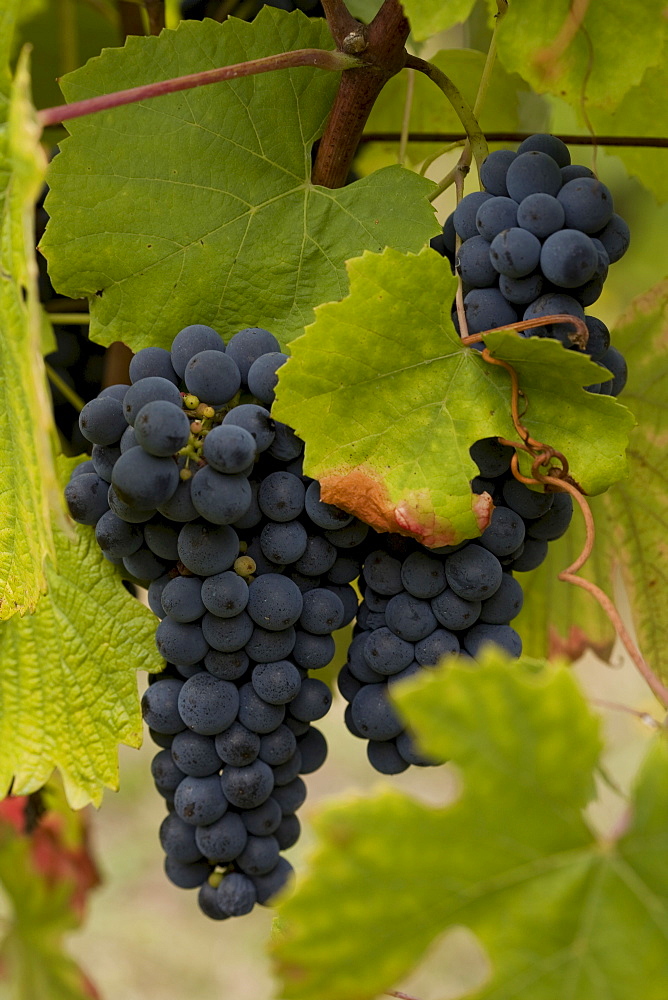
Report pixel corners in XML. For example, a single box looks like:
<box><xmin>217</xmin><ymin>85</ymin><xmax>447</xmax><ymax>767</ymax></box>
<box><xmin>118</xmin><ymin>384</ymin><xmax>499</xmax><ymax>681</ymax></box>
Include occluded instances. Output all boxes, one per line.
<box><xmin>1</xmin><ymin>0</ymin><xmax>667</xmax><ymax>995</ymax></box>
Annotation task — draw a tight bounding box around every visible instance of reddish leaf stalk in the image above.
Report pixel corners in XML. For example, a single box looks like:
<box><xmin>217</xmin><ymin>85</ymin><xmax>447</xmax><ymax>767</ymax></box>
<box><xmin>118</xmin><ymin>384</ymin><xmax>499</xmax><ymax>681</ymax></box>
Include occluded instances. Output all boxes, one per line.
<box><xmin>38</xmin><ymin>49</ymin><xmax>360</xmax><ymax>127</ymax></box>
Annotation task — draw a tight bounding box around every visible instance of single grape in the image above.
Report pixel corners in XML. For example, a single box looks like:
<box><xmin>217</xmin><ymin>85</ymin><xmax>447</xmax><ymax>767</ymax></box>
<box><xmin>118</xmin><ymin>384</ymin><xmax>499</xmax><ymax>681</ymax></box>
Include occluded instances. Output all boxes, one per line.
<box><xmin>247</xmin><ymin>574</ymin><xmax>303</xmax><ymax>631</ymax></box>
<box><xmin>475</xmin><ymin>196</ymin><xmax>518</xmax><ymax>241</ymax></box>
<box><xmin>177</xmin><ymin>522</ymin><xmax>239</xmax><ymax>577</ymax></box>
<box><xmin>159</xmin><ymin>813</ymin><xmax>203</xmax><ymax>864</ymax></box>
<box><xmin>557</xmin><ymin>177</ymin><xmax>614</xmax><ymax>233</ymax></box>
<box><xmin>94</xmin><ymin>509</ymin><xmax>143</xmax><ymax>557</ymax></box>
<box><xmin>202</xmin><ymin>425</ymin><xmax>256</xmax><ymax>474</ymax></box>
<box><xmin>489</xmin><ymin>228</ymin><xmax>541</xmax><ymax>279</ymax></box>
<box><xmin>516</xmin><ymin>192</ymin><xmax>565</xmax><ymax>238</ymax></box>
<box><xmin>222</xmin><ymin>404</ymin><xmax>275</xmax><ymax>452</ymax></box>
<box><xmin>112</xmin><ymin>446</ymin><xmax>180</xmax><ymax>509</ymax></box>
<box><xmin>304</xmin><ymin>481</ymin><xmax>354</xmax><ymax>530</ymax></box>
<box><xmin>456</xmin><ymin>235</ymin><xmax>497</xmax><ymax>287</ymax></box>
<box><xmin>540</xmin><ymin>229</ymin><xmax>598</xmax><ymax>288</ymax></box>
<box><xmin>164</xmin><ymin>856</ymin><xmax>212</xmax><ymax>890</ymax></box>
<box><xmin>195</xmin><ymin>812</ymin><xmax>248</xmax><ymax>864</ymax></box>
<box><xmin>79</xmin><ymin>395</ymin><xmax>127</xmax><ymax>446</ymax></box>
<box><xmin>516</xmin><ymin>133</ymin><xmax>570</xmax><ymax>167</ymax></box>
<box><xmin>453</xmin><ymin>191</ymin><xmax>494</xmax><ymax>240</ymax></box>
<box><xmin>225</xmin><ymin>327</ymin><xmax>281</xmax><ymax>383</ymax></box>
<box><xmin>91</xmin><ymin>443</ymin><xmax>121</xmax><ymax>483</ymax></box>
<box><xmin>251</xmin><ymin>661</ymin><xmax>302</xmax><ymax>705</ymax></box>
<box><xmin>505</xmin><ymin>151</ymin><xmax>562</xmax><ymax>201</ymax></box>
<box><xmin>220</xmin><ymin>759</ymin><xmax>274</xmax><ymax>809</ymax></box>
<box><xmin>463</xmin><ymin>288</ymin><xmax>518</xmax><ymax>335</ymax></box>
<box><xmin>134</xmin><ymin>399</ymin><xmax>190</xmax><ymax>457</ymax></box>
<box><xmin>191</xmin><ymin>467</ymin><xmax>252</xmax><ymax>525</ymax></box>
<box><xmin>129</xmin><ymin>346</ymin><xmax>179</xmax><ymax>385</ymax></box>
<box><xmin>171</xmin><ymin>325</ymin><xmax>225</xmax><ymax>378</ymax></box>
<box><xmin>367</xmin><ymin>740</ymin><xmax>409</xmax><ymax>774</ymax></box>
<box><xmin>247</xmin><ymin>352</ymin><xmax>288</xmax><ymax>405</ymax></box>
<box><xmin>445</xmin><ymin>544</ymin><xmax>502</xmax><ymax>601</ymax></box>
<box><xmin>202</xmin><ymin>610</ymin><xmax>254</xmax><ymax>653</ymax></box>
<box><xmin>123</xmin><ymin>377</ymin><xmax>183</xmax><ymax>426</ymax></box>
<box><xmin>215</xmin><ymin>722</ymin><xmax>261</xmax><ymax>767</ymax></box>
<box><xmin>184</xmin><ymin>350</ymin><xmax>241</xmax><ymax>406</ymax></box>
<box><xmin>480</xmin><ymin>149</ymin><xmax>517</xmax><ymax>196</ymax></box>
<box><xmin>175</xmin><ymin>772</ymin><xmax>229</xmax><ymax>826</ymax></box>
<box><xmin>351</xmin><ymin>685</ymin><xmax>403</xmax><ymax>741</ymax></box>
<box><xmin>237</xmin><ymin>683</ymin><xmax>286</xmax><ymax>734</ymax></box>
<box><xmin>171</xmin><ymin>730</ymin><xmax>222</xmax><ymax>777</ymax></box>
<box><xmin>155</xmin><ymin>617</ymin><xmax>209</xmax><ymax>666</ymax></box>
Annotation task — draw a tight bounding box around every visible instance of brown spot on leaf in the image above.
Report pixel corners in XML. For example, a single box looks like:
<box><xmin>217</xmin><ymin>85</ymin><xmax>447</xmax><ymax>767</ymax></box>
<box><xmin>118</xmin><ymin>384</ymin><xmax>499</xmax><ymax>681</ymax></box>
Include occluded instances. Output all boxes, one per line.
<box><xmin>320</xmin><ymin>467</ymin><xmax>490</xmax><ymax>548</ymax></box>
<box><xmin>473</xmin><ymin>491</ymin><xmax>494</xmax><ymax>533</ymax></box>
<box><xmin>548</xmin><ymin>625</ymin><xmax>614</xmax><ymax>663</ymax></box>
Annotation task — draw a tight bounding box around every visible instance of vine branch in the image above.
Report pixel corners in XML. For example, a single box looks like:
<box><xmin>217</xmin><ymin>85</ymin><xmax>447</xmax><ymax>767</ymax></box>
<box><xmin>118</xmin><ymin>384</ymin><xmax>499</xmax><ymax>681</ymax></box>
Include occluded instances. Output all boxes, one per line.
<box><xmin>359</xmin><ymin>132</ymin><xmax>668</xmax><ymax>148</ymax></box>
<box><xmin>320</xmin><ymin>0</ymin><xmax>361</xmax><ymax>46</ymax></box>
<box><xmin>311</xmin><ymin>0</ymin><xmax>411</xmax><ymax>188</ymax></box>
<box><xmin>38</xmin><ymin>49</ymin><xmax>360</xmax><ymax>127</ymax></box>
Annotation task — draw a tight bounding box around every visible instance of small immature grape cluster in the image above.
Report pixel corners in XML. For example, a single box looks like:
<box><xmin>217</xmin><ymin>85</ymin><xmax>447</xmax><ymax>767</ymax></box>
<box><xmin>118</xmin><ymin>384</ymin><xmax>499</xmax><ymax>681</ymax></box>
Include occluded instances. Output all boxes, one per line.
<box><xmin>432</xmin><ymin>133</ymin><xmax>629</xmax><ymax>396</ymax></box>
<box><xmin>64</xmin><ymin>323</ymin><xmax>366</xmax><ymax>920</ymax></box>
<box><xmin>339</xmin><ymin>437</ymin><xmax>573</xmax><ymax>774</ymax></box>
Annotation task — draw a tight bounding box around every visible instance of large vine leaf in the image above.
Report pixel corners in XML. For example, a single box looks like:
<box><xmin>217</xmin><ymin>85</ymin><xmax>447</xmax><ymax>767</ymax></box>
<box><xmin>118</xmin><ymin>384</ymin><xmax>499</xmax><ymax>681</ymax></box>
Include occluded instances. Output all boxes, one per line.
<box><xmin>359</xmin><ymin>47</ymin><xmax>543</xmax><ymax>168</ymax></box>
<box><xmin>515</xmin><ymin>280</ymin><xmax>668</xmax><ymax>681</ymax></box>
<box><xmin>274</xmin><ymin>650</ymin><xmax>668</xmax><ymax>1000</ymax></box>
<box><xmin>0</xmin><ymin>783</ymin><xmax>100</xmax><ymax>1000</ymax></box>
<box><xmin>0</xmin><ymin>45</ymin><xmax>62</xmax><ymax>619</ymax></box>
<box><xmin>273</xmin><ymin>248</ymin><xmax>634</xmax><ymax>546</ymax></box>
<box><xmin>0</xmin><ymin>460</ymin><xmax>163</xmax><ymax>808</ymax></box>
<box><xmin>400</xmin><ymin>0</ymin><xmax>478</xmax><ymax>42</ymax></box>
<box><xmin>585</xmin><ymin>62</ymin><xmax>668</xmax><ymax>204</ymax></box>
<box><xmin>493</xmin><ymin>0</ymin><xmax>667</xmax><ymax>111</ymax></box>
<box><xmin>40</xmin><ymin>11</ymin><xmax>437</xmax><ymax>353</ymax></box>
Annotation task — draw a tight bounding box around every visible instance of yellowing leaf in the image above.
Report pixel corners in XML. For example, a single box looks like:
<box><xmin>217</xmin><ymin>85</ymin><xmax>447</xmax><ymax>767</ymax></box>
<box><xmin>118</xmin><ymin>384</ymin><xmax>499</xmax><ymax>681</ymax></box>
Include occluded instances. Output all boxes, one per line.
<box><xmin>494</xmin><ymin>0</ymin><xmax>667</xmax><ymax>111</ymax></box>
<box><xmin>0</xmin><ymin>460</ymin><xmax>162</xmax><ymax>808</ymax></box>
<box><xmin>274</xmin><ymin>248</ymin><xmax>633</xmax><ymax>546</ymax></box>
<box><xmin>0</xmin><ymin>48</ymin><xmax>62</xmax><ymax>619</ymax></box>
<box><xmin>274</xmin><ymin>651</ymin><xmax>668</xmax><ymax>1000</ymax></box>
<box><xmin>516</xmin><ymin>280</ymin><xmax>668</xmax><ymax>681</ymax></box>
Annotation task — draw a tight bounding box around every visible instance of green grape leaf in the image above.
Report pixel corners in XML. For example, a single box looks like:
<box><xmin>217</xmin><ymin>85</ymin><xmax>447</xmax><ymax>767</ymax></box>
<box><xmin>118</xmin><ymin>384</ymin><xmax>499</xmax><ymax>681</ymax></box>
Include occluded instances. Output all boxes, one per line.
<box><xmin>493</xmin><ymin>0</ymin><xmax>667</xmax><ymax>111</ymax></box>
<box><xmin>40</xmin><ymin>11</ymin><xmax>437</xmax><ymax>353</ymax></box>
<box><xmin>0</xmin><ymin>782</ymin><xmax>100</xmax><ymax>1000</ymax></box>
<box><xmin>513</xmin><ymin>280</ymin><xmax>668</xmax><ymax>680</ymax></box>
<box><xmin>274</xmin><ymin>650</ymin><xmax>668</xmax><ymax>1000</ymax></box>
<box><xmin>344</xmin><ymin>0</ymin><xmax>382</xmax><ymax>22</ymax></box>
<box><xmin>0</xmin><ymin>459</ymin><xmax>162</xmax><ymax>808</ymax></box>
<box><xmin>401</xmin><ymin>0</ymin><xmax>478</xmax><ymax>41</ymax></box>
<box><xmin>0</xmin><ymin>47</ymin><xmax>62</xmax><ymax>620</ymax></box>
<box><xmin>273</xmin><ymin>247</ymin><xmax>634</xmax><ymax>546</ymax></box>
<box><xmin>585</xmin><ymin>62</ymin><xmax>668</xmax><ymax>204</ymax></box>
<box><xmin>360</xmin><ymin>47</ymin><xmax>541</xmax><ymax>165</ymax></box>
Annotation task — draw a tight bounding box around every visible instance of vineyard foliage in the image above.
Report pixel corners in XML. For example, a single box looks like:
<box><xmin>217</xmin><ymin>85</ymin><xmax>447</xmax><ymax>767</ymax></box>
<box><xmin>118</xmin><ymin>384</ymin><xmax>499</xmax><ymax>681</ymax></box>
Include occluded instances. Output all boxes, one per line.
<box><xmin>0</xmin><ymin>0</ymin><xmax>667</xmax><ymax>997</ymax></box>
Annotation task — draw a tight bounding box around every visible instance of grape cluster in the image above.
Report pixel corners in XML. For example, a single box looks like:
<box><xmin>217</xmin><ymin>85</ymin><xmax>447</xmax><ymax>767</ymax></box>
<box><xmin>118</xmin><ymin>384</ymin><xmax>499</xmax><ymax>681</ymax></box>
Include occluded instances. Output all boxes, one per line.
<box><xmin>64</xmin><ymin>323</ymin><xmax>366</xmax><ymax>920</ymax></box>
<box><xmin>338</xmin><ymin>437</ymin><xmax>573</xmax><ymax>773</ymax></box>
<box><xmin>431</xmin><ymin>133</ymin><xmax>629</xmax><ymax>397</ymax></box>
